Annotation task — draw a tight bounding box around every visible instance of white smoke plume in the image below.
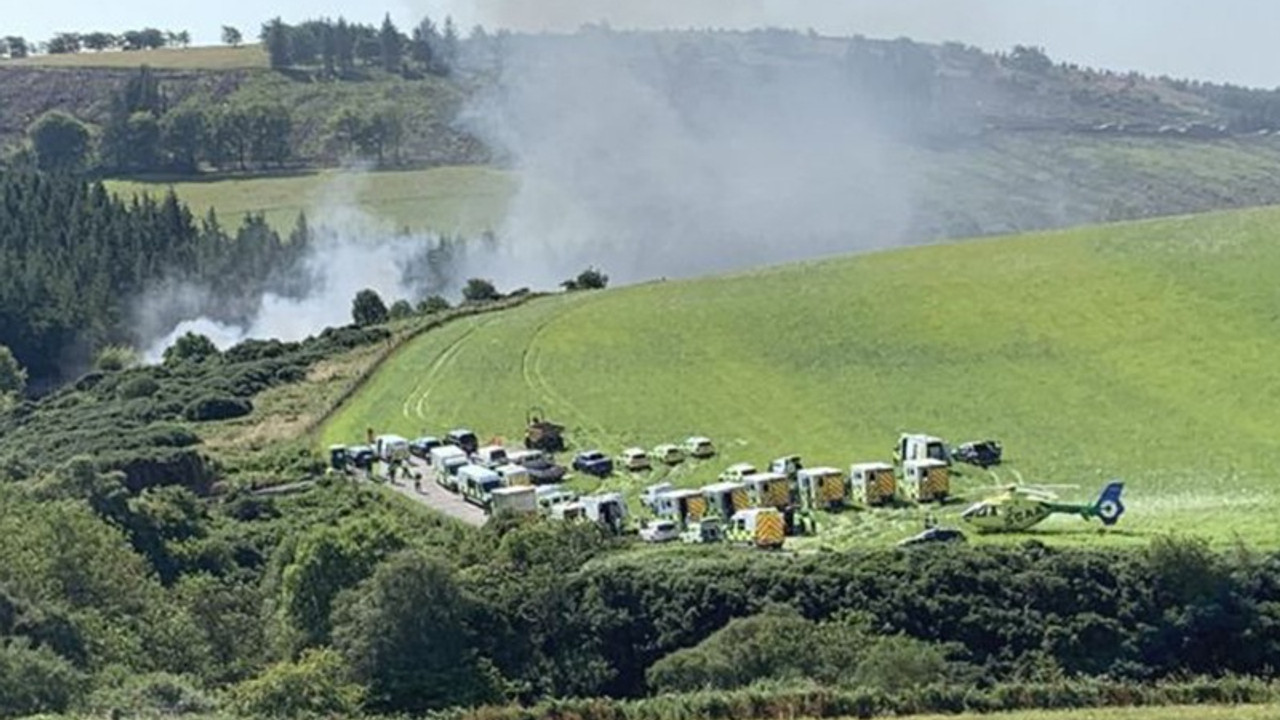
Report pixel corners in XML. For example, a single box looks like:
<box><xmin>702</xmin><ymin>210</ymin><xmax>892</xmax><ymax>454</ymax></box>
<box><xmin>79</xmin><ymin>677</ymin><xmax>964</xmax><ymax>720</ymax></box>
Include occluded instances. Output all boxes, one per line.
<box><xmin>136</xmin><ymin>171</ymin><xmax>459</xmax><ymax>363</ymax></box>
<box><xmin>454</xmin><ymin>29</ymin><xmax>916</xmax><ymax>289</ymax></box>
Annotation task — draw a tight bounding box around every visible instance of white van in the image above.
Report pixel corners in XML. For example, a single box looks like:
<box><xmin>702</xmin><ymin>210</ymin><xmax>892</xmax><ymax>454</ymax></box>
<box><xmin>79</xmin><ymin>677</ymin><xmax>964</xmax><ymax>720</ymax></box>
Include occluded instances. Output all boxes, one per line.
<box><xmin>375</xmin><ymin>434</ymin><xmax>410</xmax><ymax>462</ymax></box>
<box><xmin>459</xmin><ymin>464</ymin><xmax>503</xmax><ymax>508</ymax></box>
<box><xmin>429</xmin><ymin>445</ymin><xmax>469</xmax><ymax>490</ymax></box>
<box><xmin>490</xmin><ymin>486</ymin><xmax>538</xmax><ymax>516</ymax></box>
<box><xmin>473</xmin><ymin>444</ymin><xmax>510</xmax><ymax>468</ymax></box>
<box><xmin>495</xmin><ymin>463</ymin><xmax>531</xmax><ymax>487</ymax></box>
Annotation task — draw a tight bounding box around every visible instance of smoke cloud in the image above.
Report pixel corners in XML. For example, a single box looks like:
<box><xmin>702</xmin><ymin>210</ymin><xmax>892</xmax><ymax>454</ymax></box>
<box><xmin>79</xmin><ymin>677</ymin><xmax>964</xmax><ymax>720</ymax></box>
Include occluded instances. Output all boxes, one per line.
<box><xmin>135</xmin><ymin>172</ymin><xmax>467</xmax><ymax>362</ymax></box>
<box><xmin>457</xmin><ymin>30</ymin><xmax>916</xmax><ymax>289</ymax></box>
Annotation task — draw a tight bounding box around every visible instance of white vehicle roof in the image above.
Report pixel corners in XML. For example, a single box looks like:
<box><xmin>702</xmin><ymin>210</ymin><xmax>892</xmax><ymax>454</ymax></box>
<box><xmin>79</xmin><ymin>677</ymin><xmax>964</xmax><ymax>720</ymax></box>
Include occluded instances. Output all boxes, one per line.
<box><xmin>725</xmin><ymin>462</ymin><xmax>757</xmax><ymax>473</ymax></box>
<box><xmin>458</xmin><ymin>464</ymin><xmax>500</xmax><ymax>478</ymax></box>
<box><xmin>496</xmin><ymin>463</ymin><xmax>527</xmax><ymax>474</ymax></box>
<box><xmin>659</xmin><ymin>488</ymin><xmax>702</xmax><ymax>499</ymax></box>
<box><xmin>901</xmin><ymin>433</ymin><xmax>945</xmax><ymax>443</ymax></box>
<box><xmin>904</xmin><ymin>458</ymin><xmax>948</xmax><ymax>468</ymax></box>
<box><xmin>851</xmin><ymin>462</ymin><xmax>894</xmax><ymax>472</ymax></box>
<box><xmin>743</xmin><ymin>471</ymin><xmax>788</xmax><ymax>483</ymax></box>
<box><xmin>624</xmin><ymin>447</ymin><xmax>647</xmax><ymax>455</ymax></box>
<box><xmin>377</xmin><ymin>434</ymin><xmax>408</xmax><ymax>442</ymax></box>
<box><xmin>654</xmin><ymin>443</ymin><xmax>680</xmax><ymax>451</ymax></box>
<box><xmin>686</xmin><ymin>436</ymin><xmax>712</xmax><ymax>444</ymax></box>
<box><xmin>582</xmin><ymin>492</ymin><xmax>624</xmax><ymax>504</ymax></box>
<box><xmin>491</xmin><ymin>486</ymin><xmax>535</xmax><ymax>497</ymax></box>
<box><xmin>702</xmin><ymin>481</ymin><xmax>745</xmax><ymax>494</ymax></box>
<box><xmin>798</xmin><ymin>466</ymin><xmax>843</xmax><ymax>477</ymax></box>
<box><xmin>431</xmin><ymin>445</ymin><xmax>467</xmax><ymax>457</ymax></box>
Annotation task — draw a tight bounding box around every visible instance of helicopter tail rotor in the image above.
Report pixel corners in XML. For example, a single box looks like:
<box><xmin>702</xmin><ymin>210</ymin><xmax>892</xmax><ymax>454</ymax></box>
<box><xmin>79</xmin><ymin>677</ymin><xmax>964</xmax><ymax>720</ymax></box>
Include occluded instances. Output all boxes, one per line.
<box><xmin>1093</xmin><ymin>481</ymin><xmax>1126</xmax><ymax>525</ymax></box>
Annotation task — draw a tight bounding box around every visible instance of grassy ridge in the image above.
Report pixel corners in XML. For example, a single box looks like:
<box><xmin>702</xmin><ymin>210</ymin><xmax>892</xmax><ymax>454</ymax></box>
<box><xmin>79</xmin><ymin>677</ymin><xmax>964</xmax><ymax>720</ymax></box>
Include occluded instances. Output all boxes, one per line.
<box><xmin>320</xmin><ymin>206</ymin><xmax>1280</xmax><ymax>548</ymax></box>
<box><xmin>105</xmin><ymin>166</ymin><xmax>516</xmax><ymax>236</ymax></box>
<box><xmin>0</xmin><ymin>45</ymin><xmax>268</xmax><ymax>70</ymax></box>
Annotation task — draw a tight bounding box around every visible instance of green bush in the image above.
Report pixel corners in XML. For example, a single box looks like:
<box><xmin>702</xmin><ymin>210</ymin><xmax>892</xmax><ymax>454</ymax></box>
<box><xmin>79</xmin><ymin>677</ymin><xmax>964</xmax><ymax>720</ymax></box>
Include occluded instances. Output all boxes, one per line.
<box><xmin>418</xmin><ymin>294</ymin><xmax>451</xmax><ymax>314</ymax></box>
<box><xmin>184</xmin><ymin>396</ymin><xmax>253</xmax><ymax>422</ymax></box>
<box><xmin>119</xmin><ymin>375</ymin><xmax>161</xmax><ymax>399</ymax></box>
<box><xmin>0</xmin><ymin>639</ymin><xmax>87</xmax><ymax>718</ymax></box>
<box><xmin>227</xmin><ymin>648</ymin><xmax>364</xmax><ymax>719</ymax></box>
<box><xmin>85</xmin><ymin>672</ymin><xmax>217</xmax><ymax>717</ymax></box>
<box><xmin>94</xmin><ymin>345</ymin><xmax>141</xmax><ymax>373</ymax></box>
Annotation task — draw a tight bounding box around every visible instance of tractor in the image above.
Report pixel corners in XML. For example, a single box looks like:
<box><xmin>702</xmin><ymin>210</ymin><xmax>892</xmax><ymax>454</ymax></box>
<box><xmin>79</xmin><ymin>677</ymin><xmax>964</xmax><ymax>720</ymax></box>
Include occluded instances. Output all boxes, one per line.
<box><xmin>524</xmin><ymin>406</ymin><xmax>566</xmax><ymax>453</ymax></box>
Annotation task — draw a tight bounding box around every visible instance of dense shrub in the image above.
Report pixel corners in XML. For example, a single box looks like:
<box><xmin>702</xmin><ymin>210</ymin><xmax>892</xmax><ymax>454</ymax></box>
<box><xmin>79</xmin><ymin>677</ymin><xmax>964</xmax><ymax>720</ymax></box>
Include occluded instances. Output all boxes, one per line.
<box><xmin>228</xmin><ymin>648</ymin><xmax>363</xmax><ymax>719</ymax></box>
<box><xmin>184</xmin><ymin>396</ymin><xmax>253</xmax><ymax>422</ymax></box>
<box><xmin>86</xmin><ymin>672</ymin><xmax>217</xmax><ymax>717</ymax></box>
<box><xmin>0</xmin><ymin>640</ymin><xmax>86</xmax><ymax>718</ymax></box>
<box><xmin>119</xmin><ymin>375</ymin><xmax>161</xmax><ymax>399</ymax></box>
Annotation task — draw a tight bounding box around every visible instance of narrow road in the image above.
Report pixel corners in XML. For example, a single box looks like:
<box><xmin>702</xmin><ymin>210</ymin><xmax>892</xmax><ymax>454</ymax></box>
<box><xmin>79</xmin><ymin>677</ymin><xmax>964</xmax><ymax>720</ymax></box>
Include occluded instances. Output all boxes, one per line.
<box><xmin>374</xmin><ymin>457</ymin><xmax>487</xmax><ymax>527</ymax></box>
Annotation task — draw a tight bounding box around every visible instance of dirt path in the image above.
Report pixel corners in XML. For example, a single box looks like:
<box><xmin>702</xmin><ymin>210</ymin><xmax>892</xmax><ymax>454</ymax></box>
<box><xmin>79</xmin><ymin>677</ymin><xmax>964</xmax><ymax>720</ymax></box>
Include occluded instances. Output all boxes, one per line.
<box><xmin>377</xmin><ymin>457</ymin><xmax>487</xmax><ymax>527</ymax></box>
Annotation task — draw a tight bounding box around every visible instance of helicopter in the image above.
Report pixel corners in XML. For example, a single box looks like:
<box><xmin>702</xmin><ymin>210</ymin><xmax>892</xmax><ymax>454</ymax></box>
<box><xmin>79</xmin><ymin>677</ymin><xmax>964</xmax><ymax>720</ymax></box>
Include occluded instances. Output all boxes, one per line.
<box><xmin>959</xmin><ymin>480</ymin><xmax>1125</xmax><ymax>533</ymax></box>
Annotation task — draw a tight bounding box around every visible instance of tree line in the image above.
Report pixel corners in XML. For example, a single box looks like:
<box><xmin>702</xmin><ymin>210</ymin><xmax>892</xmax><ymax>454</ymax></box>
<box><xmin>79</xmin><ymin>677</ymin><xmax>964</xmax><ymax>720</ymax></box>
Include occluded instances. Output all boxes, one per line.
<box><xmin>23</xmin><ymin>65</ymin><xmax>295</xmax><ymax>175</ymax></box>
<box><xmin>20</xmin><ymin>64</ymin><xmax>437</xmax><ymax>174</ymax></box>
<box><xmin>259</xmin><ymin>13</ymin><xmax>465</xmax><ymax>78</ymax></box>
<box><xmin>0</xmin><ymin>28</ymin><xmax>190</xmax><ymax>58</ymax></box>
<box><xmin>0</xmin><ymin>171</ymin><xmax>310</xmax><ymax>387</ymax></box>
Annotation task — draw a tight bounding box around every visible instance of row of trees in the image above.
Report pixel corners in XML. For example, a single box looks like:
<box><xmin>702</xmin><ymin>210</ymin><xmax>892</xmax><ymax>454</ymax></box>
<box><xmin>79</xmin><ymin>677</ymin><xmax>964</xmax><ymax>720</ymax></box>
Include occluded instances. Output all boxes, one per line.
<box><xmin>0</xmin><ymin>28</ymin><xmax>188</xmax><ymax>58</ymax></box>
<box><xmin>44</xmin><ymin>28</ymin><xmax>190</xmax><ymax>55</ymax></box>
<box><xmin>260</xmin><ymin>13</ymin><xmax>462</xmax><ymax>77</ymax></box>
<box><xmin>26</xmin><ymin>66</ymin><xmax>294</xmax><ymax>175</ymax></box>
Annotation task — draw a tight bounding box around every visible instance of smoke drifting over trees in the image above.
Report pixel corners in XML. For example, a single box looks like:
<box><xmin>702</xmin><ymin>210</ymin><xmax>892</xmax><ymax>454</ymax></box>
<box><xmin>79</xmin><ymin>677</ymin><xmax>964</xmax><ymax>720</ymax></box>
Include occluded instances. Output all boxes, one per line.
<box><xmin>460</xmin><ymin>30</ymin><xmax>920</xmax><ymax>289</ymax></box>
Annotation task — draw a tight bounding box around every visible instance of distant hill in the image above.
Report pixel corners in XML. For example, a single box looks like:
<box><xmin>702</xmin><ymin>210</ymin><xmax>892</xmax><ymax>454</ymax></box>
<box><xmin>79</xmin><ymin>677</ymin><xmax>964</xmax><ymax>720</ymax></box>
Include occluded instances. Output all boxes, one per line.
<box><xmin>6</xmin><ymin>28</ymin><xmax>1280</xmax><ymax>246</ymax></box>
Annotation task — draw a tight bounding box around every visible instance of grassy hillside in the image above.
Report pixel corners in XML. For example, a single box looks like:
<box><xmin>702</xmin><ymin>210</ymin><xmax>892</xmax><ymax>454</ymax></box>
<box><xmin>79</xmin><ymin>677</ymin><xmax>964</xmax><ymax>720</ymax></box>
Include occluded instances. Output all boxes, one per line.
<box><xmin>0</xmin><ymin>44</ymin><xmax>267</xmax><ymax>69</ymax></box>
<box><xmin>106</xmin><ymin>165</ymin><xmax>516</xmax><ymax>236</ymax></box>
<box><xmin>320</xmin><ymin>205</ymin><xmax>1280</xmax><ymax>548</ymax></box>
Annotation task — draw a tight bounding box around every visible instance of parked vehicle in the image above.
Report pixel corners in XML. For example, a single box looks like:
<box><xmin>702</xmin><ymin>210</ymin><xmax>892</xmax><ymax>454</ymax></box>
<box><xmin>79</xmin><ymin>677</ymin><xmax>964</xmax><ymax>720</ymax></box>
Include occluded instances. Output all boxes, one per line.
<box><xmin>653</xmin><ymin>444</ymin><xmax>685</xmax><ymax>465</ymax></box>
<box><xmin>573</xmin><ymin>450</ymin><xmax>614</xmax><ymax>477</ymax></box>
<box><xmin>446</xmin><ymin>428</ymin><xmax>479</xmax><ymax>455</ymax></box>
<box><xmin>685</xmin><ymin>436</ymin><xmax>717</xmax><ymax>458</ymax></box>
<box><xmin>639</xmin><ymin>519</ymin><xmax>681</xmax><ymax>543</ymax></box>
<box><xmin>473</xmin><ymin>444</ymin><xmax>509</xmax><ymax>468</ymax></box>
<box><xmin>621</xmin><ymin>447</ymin><xmax>652</xmax><ymax>472</ymax></box>
<box><xmin>511</xmin><ymin>449</ymin><xmax>568</xmax><ymax>484</ymax></box>
<box><xmin>409</xmin><ymin>436</ymin><xmax>442</xmax><ymax>458</ymax></box>
<box><xmin>459</xmin><ymin>464</ymin><xmax>503</xmax><ymax>508</ymax></box>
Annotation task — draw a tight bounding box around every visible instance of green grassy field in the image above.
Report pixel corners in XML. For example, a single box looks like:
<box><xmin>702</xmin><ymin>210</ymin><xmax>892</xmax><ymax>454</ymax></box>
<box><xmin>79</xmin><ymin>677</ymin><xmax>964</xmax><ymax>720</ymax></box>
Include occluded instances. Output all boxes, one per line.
<box><xmin>319</xmin><ymin>204</ymin><xmax>1280</xmax><ymax>548</ymax></box>
<box><xmin>883</xmin><ymin>706</ymin><xmax>1280</xmax><ymax>720</ymax></box>
<box><xmin>0</xmin><ymin>44</ymin><xmax>268</xmax><ymax>70</ymax></box>
<box><xmin>105</xmin><ymin>165</ymin><xmax>516</xmax><ymax>236</ymax></box>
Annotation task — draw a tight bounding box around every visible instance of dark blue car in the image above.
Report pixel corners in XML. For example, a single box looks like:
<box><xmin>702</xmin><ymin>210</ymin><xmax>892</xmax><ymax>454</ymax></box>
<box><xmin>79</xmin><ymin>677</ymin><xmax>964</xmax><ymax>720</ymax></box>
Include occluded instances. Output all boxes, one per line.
<box><xmin>572</xmin><ymin>450</ymin><xmax>614</xmax><ymax>478</ymax></box>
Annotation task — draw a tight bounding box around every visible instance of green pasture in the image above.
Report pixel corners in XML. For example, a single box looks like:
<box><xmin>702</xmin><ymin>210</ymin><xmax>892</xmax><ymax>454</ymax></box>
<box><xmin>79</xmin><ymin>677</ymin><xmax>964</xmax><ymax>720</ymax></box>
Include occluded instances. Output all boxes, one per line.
<box><xmin>0</xmin><ymin>44</ymin><xmax>268</xmax><ymax>70</ymax></box>
<box><xmin>319</xmin><ymin>205</ymin><xmax>1280</xmax><ymax>548</ymax></box>
<box><xmin>105</xmin><ymin>165</ymin><xmax>516</xmax><ymax>237</ymax></box>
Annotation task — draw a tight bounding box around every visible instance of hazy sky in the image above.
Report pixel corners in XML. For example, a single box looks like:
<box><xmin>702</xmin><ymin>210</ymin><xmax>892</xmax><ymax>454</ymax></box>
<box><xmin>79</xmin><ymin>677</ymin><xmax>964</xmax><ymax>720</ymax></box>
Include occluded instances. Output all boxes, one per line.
<box><xmin>8</xmin><ymin>0</ymin><xmax>1280</xmax><ymax>88</ymax></box>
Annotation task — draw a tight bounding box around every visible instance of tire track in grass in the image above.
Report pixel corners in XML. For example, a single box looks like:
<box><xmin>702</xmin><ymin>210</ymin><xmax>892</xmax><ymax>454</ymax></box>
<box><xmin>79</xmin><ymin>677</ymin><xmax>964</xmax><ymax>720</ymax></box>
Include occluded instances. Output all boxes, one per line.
<box><xmin>520</xmin><ymin>297</ymin><xmax>618</xmax><ymax>453</ymax></box>
<box><xmin>396</xmin><ymin>317</ymin><xmax>494</xmax><ymax>421</ymax></box>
